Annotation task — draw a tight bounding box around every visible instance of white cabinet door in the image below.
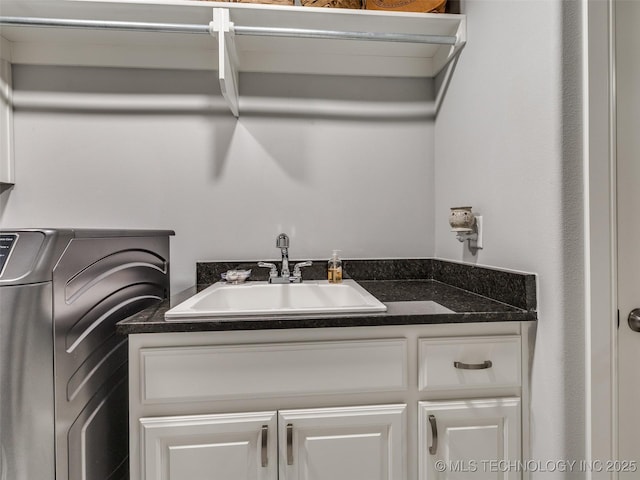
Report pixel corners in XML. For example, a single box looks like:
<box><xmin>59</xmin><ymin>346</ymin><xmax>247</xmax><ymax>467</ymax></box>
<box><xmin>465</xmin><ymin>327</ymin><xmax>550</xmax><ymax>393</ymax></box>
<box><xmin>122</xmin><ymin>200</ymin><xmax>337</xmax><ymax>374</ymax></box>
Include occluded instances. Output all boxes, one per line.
<box><xmin>279</xmin><ymin>404</ymin><xmax>407</xmax><ymax>480</ymax></box>
<box><xmin>419</xmin><ymin>398</ymin><xmax>521</xmax><ymax>480</ymax></box>
<box><xmin>139</xmin><ymin>411</ymin><xmax>277</xmax><ymax>480</ymax></box>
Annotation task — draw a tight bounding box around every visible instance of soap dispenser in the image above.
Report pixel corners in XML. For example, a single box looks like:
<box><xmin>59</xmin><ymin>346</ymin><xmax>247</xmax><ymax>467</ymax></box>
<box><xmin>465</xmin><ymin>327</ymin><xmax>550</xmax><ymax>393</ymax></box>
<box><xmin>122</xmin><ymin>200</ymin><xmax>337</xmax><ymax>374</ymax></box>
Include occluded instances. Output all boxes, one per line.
<box><xmin>328</xmin><ymin>250</ymin><xmax>343</xmax><ymax>284</ymax></box>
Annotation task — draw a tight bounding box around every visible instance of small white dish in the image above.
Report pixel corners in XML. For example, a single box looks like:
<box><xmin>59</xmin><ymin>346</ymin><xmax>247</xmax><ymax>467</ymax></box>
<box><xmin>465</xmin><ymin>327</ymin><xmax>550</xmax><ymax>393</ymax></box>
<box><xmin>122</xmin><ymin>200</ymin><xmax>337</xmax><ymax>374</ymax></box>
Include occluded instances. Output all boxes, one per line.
<box><xmin>221</xmin><ymin>269</ymin><xmax>251</xmax><ymax>284</ymax></box>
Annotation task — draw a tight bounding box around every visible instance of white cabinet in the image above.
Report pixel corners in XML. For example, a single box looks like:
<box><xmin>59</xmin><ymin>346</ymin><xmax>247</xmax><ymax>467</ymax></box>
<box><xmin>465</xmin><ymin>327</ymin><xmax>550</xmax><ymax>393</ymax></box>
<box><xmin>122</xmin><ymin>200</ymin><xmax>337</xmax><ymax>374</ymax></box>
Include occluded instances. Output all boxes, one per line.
<box><xmin>417</xmin><ymin>336</ymin><xmax>523</xmax><ymax>479</ymax></box>
<box><xmin>279</xmin><ymin>404</ymin><xmax>406</xmax><ymax>480</ymax></box>
<box><xmin>128</xmin><ymin>323</ymin><xmax>532</xmax><ymax>480</ymax></box>
<box><xmin>139</xmin><ymin>404</ymin><xmax>406</xmax><ymax>480</ymax></box>
<box><xmin>418</xmin><ymin>398</ymin><xmax>521</xmax><ymax>480</ymax></box>
<box><xmin>140</xmin><ymin>411</ymin><xmax>277</xmax><ymax>480</ymax></box>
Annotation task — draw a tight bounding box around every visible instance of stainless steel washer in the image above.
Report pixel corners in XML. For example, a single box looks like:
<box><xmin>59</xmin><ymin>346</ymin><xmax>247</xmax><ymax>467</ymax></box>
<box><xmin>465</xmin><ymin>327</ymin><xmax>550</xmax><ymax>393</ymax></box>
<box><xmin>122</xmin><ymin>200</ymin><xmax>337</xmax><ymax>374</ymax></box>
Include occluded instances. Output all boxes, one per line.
<box><xmin>0</xmin><ymin>229</ymin><xmax>173</xmax><ymax>480</ymax></box>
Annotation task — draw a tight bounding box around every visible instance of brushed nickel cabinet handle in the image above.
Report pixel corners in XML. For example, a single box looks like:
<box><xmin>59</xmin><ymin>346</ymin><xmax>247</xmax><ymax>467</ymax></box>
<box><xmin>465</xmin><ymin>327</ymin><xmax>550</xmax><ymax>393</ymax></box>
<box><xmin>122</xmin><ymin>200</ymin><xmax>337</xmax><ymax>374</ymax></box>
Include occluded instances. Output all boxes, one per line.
<box><xmin>261</xmin><ymin>425</ymin><xmax>268</xmax><ymax>467</ymax></box>
<box><xmin>453</xmin><ymin>360</ymin><xmax>493</xmax><ymax>370</ymax></box>
<box><xmin>286</xmin><ymin>423</ymin><xmax>294</xmax><ymax>465</ymax></box>
<box><xmin>428</xmin><ymin>415</ymin><xmax>438</xmax><ymax>455</ymax></box>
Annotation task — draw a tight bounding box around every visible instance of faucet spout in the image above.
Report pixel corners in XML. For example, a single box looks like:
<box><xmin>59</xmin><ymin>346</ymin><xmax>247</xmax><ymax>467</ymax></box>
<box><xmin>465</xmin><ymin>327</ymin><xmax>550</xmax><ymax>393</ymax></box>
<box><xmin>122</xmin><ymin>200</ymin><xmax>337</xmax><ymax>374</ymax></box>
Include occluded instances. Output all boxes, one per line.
<box><xmin>276</xmin><ymin>233</ymin><xmax>289</xmax><ymax>249</ymax></box>
<box><xmin>280</xmin><ymin>248</ymin><xmax>290</xmax><ymax>277</ymax></box>
<box><xmin>276</xmin><ymin>233</ymin><xmax>290</xmax><ymax>278</ymax></box>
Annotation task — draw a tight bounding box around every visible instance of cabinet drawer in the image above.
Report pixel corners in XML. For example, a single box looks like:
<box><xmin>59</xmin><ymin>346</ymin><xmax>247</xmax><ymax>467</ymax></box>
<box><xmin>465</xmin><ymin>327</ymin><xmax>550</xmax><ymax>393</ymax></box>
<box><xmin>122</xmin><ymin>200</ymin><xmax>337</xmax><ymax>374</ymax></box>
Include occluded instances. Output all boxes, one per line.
<box><xmin>140</xmin><ymin>339</ymin><xmax>407</xmax><ymax>403</ymax></box>
<box><xmin>418</xmin><ymin>336</ymin><xmax>521</xmax><ymax>391</ymax></box>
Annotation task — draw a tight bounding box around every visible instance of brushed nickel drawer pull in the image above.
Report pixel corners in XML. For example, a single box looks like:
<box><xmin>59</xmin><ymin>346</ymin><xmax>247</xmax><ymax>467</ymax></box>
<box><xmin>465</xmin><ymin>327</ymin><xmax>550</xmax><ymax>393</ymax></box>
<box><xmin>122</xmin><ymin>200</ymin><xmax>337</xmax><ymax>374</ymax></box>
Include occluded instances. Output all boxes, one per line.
<box><xmin>453</xmin><ymin>360</ymin><xmax>493</xmax><ymax>370</ymax></box>
<box><xmin>286</xmin><ymin>423</ymin><xmax>294</xmax><ymax>465</ymax></box>
<box><xmin>261</xmin><ymin>425</ymin><xmax>268</xmax><ymax>467</ymax></box>
<box><xmin>428</xmin><ymin>414</ymin><xmax>438</xmax><ymax>455</ymax></box>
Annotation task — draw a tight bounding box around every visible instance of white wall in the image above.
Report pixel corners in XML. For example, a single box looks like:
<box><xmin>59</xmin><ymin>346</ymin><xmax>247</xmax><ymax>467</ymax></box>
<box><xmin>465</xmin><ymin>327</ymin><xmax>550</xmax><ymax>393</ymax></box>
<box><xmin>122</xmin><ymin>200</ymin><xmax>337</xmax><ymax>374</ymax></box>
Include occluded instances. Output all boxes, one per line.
<box><xmin>435</xmin><ymin>0</ymin><xmax>585</xmax><ymax>471</ymax></box>
<box><xmin>0</xmin><ymin>67</ymin><xmax>436</xmax><ymax>291</ymax></box>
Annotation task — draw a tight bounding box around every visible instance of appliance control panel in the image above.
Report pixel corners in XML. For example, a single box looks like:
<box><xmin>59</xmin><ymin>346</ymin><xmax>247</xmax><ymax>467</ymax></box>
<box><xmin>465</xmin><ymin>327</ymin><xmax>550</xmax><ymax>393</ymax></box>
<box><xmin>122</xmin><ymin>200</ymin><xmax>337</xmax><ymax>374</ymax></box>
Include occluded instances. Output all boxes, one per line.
<box><xmin>0</xmin><ymin>234</ymin><xmax>17</xmax><ymax>276</ymax></box>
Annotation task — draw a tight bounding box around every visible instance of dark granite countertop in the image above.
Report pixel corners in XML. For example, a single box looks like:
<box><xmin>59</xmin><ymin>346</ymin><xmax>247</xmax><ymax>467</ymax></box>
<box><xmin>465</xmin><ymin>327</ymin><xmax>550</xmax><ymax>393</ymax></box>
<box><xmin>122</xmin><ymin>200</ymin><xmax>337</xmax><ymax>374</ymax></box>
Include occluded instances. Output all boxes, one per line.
<box><xmin>117</xmin><ymin>259</ymin><xmax>537</xmax><ymax>334</ymax></box>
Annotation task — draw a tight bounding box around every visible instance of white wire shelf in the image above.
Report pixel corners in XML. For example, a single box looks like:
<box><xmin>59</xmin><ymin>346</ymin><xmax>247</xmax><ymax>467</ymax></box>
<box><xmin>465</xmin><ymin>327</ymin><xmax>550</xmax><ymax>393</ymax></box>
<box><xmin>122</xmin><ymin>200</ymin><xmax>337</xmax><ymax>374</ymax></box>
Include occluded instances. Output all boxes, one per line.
<box><xmin>0</xmin><ymin>0</ymin><xmax>466</xmax><ymax>116</ymax></box>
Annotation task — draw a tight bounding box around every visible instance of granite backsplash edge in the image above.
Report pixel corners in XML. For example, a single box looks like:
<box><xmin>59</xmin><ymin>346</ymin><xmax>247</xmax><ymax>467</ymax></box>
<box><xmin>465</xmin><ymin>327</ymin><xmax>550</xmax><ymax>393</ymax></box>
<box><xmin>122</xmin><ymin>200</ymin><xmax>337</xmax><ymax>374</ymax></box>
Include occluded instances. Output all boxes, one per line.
<box><xmin>197</xmin><ymin>258</ymin><xmax>536</xmax><ymax>312</ymax></box>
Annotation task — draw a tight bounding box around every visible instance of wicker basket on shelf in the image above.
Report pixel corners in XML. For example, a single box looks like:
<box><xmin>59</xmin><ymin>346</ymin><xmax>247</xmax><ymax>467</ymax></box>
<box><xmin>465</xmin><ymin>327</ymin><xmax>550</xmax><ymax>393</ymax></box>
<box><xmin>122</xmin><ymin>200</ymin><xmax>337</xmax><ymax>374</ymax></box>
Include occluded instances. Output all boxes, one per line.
<box><xmin>301</xmin><ymin>0</ymin><xmax>363</xmax><ymax>9</ymax></box>
<box><xmin>365</xmin><ymin>0</ymin><xmax>446</xmax><ymax>13</ymax></box>
<box><xmin>217</xmin><ymin>0</ymin><xmax>295</xmax><ymax>5</ymax></box>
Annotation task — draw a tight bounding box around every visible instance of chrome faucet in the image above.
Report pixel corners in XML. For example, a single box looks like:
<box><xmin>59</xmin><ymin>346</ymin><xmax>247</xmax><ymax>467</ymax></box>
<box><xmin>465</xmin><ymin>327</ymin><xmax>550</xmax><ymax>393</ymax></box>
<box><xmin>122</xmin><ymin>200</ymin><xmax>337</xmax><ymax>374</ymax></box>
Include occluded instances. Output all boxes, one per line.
<box><xmin>258</xmin><ymin>233</ymin><xmax>312</xmax><ymax>283</ymax></box>
<box><xmin>276</xmin><ymin>233</ymin><xmax>290</xmax><ymax>278</ymax></box>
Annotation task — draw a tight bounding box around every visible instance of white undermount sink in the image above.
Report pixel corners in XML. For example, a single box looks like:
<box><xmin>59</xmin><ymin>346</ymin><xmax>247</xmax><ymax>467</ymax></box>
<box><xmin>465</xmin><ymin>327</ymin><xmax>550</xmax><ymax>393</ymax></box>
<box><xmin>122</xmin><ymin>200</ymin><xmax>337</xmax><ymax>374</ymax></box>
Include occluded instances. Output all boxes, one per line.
<box><xmin>165</xmin><ymin>279</ymin><xmax>387</xmax><ymax>320</ymax></box>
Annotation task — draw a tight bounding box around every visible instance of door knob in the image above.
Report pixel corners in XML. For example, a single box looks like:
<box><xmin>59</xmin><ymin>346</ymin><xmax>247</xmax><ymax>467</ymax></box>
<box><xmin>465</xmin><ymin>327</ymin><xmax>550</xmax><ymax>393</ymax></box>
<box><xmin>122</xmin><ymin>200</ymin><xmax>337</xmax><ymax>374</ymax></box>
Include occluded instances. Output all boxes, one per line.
<box><xmin>629</xmin><ymin>308</ymin><xmax>640</xmax><ymax>332</ymax></box>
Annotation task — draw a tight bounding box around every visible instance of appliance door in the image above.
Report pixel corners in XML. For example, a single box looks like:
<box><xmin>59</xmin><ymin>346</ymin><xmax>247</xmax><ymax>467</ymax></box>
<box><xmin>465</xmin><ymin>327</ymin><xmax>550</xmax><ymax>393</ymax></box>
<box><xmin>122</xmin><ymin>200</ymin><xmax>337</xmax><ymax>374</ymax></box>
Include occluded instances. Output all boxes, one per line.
<box><xmin>0</xmin><ymin>282</ymin><xmax>55</xmax><ymax>480</ymax></box>
<box><xmin>53</xmin><ymin>235</ymin><xmax>169</xmax><ymax>480</ymax></box>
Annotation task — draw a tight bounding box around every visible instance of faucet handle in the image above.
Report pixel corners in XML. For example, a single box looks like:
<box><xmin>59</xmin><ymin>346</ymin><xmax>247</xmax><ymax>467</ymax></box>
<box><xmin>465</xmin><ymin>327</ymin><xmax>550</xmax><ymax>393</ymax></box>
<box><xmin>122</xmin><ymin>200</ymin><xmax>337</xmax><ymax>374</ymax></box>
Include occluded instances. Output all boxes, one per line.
<box><xmin>258</xmin><ymin>261</ymin><xmax>278</xmax><ymax>278</ymax></box>
<box><xmin>292</xmin><ymin>261</ymin><xmax>313</xmax><ymax>278</ymax></box>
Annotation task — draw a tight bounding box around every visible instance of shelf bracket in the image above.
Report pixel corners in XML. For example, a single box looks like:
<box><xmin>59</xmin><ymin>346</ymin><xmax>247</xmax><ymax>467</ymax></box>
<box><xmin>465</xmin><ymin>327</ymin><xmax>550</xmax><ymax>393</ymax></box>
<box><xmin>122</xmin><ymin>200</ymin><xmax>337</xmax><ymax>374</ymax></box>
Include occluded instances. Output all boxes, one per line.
<box><xmin>211</xmin><ymin>8</ymin><xmax>239</xmax><ymax>117</ymax></box>
<box><xmin>433</xmin><ymin>16</ymin><xmax>466</xmax><ymax>113</ymax></box>
<box><xmin>210</xmin><ymin>8</ymin><xmax>240</xmax><ymax>118</ymax></box>
<box><xmin>0</xmin><ymin>55</ymin><xmax>15</xmax><ymax>186</ymax></box>
<box><xmin>434</xmin><ymin>40</ymin><xmax>465</xmax><ymax>114</ymax></box>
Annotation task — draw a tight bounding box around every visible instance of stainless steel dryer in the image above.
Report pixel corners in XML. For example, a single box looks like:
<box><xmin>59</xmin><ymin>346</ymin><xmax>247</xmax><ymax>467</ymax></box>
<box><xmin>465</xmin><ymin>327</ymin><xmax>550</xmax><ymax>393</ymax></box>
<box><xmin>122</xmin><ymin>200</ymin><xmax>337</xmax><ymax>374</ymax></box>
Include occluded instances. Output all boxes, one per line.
<box><xmin>0</xmin><ymin>229</ymin><xmax>173</xmax><ymax>480</ymax></box>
